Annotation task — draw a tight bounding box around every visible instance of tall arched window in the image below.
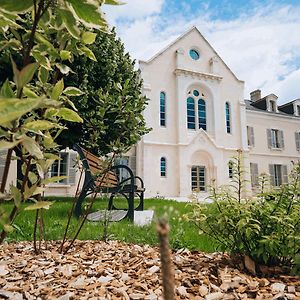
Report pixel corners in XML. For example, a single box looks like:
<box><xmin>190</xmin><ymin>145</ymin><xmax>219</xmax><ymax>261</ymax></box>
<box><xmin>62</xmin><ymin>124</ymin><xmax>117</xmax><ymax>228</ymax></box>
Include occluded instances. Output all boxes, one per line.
<box><xmin>187</xmin><ymin>97</ymin><xmax>196</xmax><ymax>129</ymax></box>
<box><xmin>225</xmin><ymin>102</ymin><xmax>231</xmax><ymax>133</ymax></box>
<box><xmin>160</xmin><ymin>157</ymin><xmax>166</xmax><ymax>177</ymax></box>
<box><xmin>198</xmin><ymin>99</ymin><xmax>206</xmax><ymax>130</ymax></box>
<box><xmin>160</xmin><ymin>92</ymin><xmax>166</xmax><ymax>127</ymax></box>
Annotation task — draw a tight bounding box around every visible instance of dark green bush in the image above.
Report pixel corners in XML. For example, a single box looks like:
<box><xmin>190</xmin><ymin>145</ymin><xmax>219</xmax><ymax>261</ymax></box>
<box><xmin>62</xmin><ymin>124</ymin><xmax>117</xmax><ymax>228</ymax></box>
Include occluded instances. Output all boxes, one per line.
<box><xmin>189</xmin><ymin>157</ymin><xmax>300</xmax><ymax>273</ymax></box>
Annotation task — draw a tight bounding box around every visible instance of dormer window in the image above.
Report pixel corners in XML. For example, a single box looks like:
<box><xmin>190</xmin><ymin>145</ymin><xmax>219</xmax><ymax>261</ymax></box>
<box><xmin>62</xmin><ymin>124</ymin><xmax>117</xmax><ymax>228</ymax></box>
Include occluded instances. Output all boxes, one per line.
<box><xmin>270</xmin><ymin>100</ymin><xmax>276</xmax><ymax>112</ymax></box>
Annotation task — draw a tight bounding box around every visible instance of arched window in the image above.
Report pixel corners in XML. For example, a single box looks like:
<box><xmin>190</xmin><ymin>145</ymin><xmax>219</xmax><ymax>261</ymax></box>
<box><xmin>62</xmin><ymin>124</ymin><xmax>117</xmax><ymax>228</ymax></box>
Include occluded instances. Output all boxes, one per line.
<box><xmin>198</xmin><ymin>99</ymin><xmax>206</xmax><ymax>130</ymax></box>
<box><xmin>160</xmin><ymin>157</ymin><xmax>166</xmax><ymax>177</ymax></box>
<box><xmin>160</xmin><ymin>92</ymin><xmax>166</xmax><ymax>127</ymax></box>
<box><xmin>228</xmin><ymin>160</ymin><xmax>233</xmax><ymax>178</ymax></box>
<box><xmin>187</xmin><ymin>97</ymin><xmax>196</xmax><ymax>129</ymax></box>
<box><xmin>225</xmin><ymin>102</ymin><xmax>231</xmax><ymax>133</ymax></box>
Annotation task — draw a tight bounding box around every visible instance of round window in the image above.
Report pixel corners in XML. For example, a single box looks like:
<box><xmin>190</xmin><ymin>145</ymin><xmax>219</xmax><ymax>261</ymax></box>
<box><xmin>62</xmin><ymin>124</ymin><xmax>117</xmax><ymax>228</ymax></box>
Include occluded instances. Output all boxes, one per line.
<box><xmin>193</xmin><ymin>90</ymin><xmax>199</xmax><ymax>97</ymax></box>
<box><xmin>189</xmin><ymin>49</ymin><xmax>200</xmax><ymax>60</ymax></box>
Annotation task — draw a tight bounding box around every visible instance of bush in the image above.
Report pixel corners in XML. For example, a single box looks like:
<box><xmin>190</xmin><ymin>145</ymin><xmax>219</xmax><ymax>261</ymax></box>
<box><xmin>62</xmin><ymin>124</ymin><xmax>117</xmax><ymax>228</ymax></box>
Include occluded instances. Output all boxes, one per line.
<box><xmin>188</xmin><ymin>156</ymin><xmax>300</xmax><ymax>274</ymax></box>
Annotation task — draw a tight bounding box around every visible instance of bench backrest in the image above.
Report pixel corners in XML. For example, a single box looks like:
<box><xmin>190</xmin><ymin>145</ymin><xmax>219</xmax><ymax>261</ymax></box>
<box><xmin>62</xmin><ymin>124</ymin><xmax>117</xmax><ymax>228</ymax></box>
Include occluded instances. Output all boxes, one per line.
<box><xmin>79</xmin><ymin>146</ymin><xmax>119</xmax><ymax>188</ymax></box>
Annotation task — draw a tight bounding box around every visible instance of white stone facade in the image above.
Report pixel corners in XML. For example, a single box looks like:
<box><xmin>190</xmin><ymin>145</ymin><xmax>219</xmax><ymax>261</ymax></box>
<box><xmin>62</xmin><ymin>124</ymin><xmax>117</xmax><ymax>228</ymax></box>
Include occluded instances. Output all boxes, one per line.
<box><xmin>135</xmin><ymin>27</ymin><xmax>300</xmax><ymax>199</ymax></box>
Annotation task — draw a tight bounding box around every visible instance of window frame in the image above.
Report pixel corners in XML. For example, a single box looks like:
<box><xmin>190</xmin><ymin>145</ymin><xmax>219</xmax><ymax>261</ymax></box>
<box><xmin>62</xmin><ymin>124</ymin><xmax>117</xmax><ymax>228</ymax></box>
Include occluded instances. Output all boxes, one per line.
<box><xmin>189</xmin><ymin>49</ymin><xmax>200</xmax><ymax>60</ymax></box>
<box><xmin>225</xmin><ymin>102</ymin><xmax>231</xmax><ymax>134</ymax></box>
<box><xmin>49</xmin><ymin>152</ymin><xmax>69</xmax><ymax>184</ymax></box>
<box><xmin>160</xmin><ymin>91</ymin><xmax>166</xmax><ymax>127</ymax></box>
<box><xmin>160</xmin><ymin>157</ymin><xmax>166</xmax><ymax>177</ymax></box>
<box><xmin>187</xmin><ymin>90</ymin><xmax>207</xmax><ymax>131</ymax></box>
<box><xmin>191</xmin><ymin>166</ymin><xmax>206</xmax><ymax>192</ymax></box>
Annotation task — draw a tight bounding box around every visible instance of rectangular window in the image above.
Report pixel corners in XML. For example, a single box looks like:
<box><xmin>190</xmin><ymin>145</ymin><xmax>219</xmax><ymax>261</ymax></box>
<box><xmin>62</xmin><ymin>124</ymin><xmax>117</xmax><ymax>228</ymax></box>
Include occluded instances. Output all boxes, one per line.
<box><xmin>50</xmin><ymin>153</ymin><xmax>68</xmax><ymax>184</ymax></box>
<box><xmin>295</xmin><ymin>132</ymin><xmax>300</xmax><ymax>150</ymax></box>
<box><xmin>269</xmin><ymin>164</ymin><xmax>288</xmax><ymax>186</ymax></box>
<box><xmin>270</xmin><ymin>100</ymin><xmax>276</xmax><ymax>112</ymax></box>
<box><xmin>297</xmin><ymin>105</ymin><xmax>300</xmax><ymax>116</ymax></box>
<box><xmin>267</xmin><ymin>129</ymin><xmax>284</xmax><ymax>149</ymax></box>
<box><xmin>49</xmin><ymin>152</ymin><xmax>77</xmax><ymax>185</ymax></box>
<box><xmin>250</xmin><ymin>163</ymin><xmax>259</xmax><ymax>187</ymax></box>
<box><xmin>191</xmin><ymin>166</ymin><xmax>206</xmax><ymax>191</ymax></box>
<box><xmin>247</xmin><ymin>126</ymin><xmax>255</xmax><ymax>147</ymax></box>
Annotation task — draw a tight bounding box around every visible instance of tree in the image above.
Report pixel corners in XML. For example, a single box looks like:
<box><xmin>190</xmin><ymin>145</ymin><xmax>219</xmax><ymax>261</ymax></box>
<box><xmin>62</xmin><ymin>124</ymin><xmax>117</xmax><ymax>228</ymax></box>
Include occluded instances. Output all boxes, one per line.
<box><xmin>58</xmin><ymin>28</ymin><xmax>150</xmax><ymax>156</ymax></box>
<box><xmin>0</xmin><ymin>0</ymin><xmax>121</xmax><ymax>246</ymax></box>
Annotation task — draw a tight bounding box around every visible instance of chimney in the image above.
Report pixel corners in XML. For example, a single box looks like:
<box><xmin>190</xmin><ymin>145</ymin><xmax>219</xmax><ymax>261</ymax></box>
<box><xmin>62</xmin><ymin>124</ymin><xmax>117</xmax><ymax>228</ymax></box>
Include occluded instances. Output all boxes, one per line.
<box><xmin>250</xmin><ymin>89</ymin><xmax>261</xmax><ymax>102</ymax></box>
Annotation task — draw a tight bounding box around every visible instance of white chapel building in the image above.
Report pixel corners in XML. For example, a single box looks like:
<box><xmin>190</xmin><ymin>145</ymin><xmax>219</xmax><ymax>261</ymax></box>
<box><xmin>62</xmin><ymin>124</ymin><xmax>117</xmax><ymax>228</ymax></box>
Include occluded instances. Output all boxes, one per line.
<box><xmin>132</xmin><ymin>26</ymin><xmax>300</xmax><ymax>199</ymax></box>
<box><xmin>1</xmin><ymin>27</ymin><xmax>299</xmax><ymax>199</ymax></box>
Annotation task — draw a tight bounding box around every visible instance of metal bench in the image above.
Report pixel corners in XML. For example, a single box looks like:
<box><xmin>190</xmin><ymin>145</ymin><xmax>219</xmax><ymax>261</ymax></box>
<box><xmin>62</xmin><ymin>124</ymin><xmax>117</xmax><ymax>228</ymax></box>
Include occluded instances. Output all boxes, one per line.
<box><xmin>73</xmin><ymin>144</ymin><xmax>145</xmax><ymax>222</ymax></box>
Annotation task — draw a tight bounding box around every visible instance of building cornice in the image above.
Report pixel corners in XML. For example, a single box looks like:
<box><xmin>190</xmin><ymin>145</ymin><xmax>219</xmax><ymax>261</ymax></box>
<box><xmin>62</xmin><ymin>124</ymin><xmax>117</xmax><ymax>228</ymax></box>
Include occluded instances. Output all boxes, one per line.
<box><xmin>246</xmin><ymin>109</ymin><xmax>300</xmax><ymax>122</ymax></box>
<box><xmin>174</xmin><ymin>68</ymin><xmax>223</xmax><ymax>82</ymax></box>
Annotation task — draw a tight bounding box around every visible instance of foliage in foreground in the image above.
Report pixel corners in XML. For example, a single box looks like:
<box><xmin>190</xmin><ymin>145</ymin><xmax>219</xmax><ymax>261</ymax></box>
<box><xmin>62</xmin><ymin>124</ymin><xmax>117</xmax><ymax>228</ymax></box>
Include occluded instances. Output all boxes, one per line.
<box><xmin>0</xmin><ymin>0</ymin><xmax>121</xmax><ymax>248</ymax></box>
<box><xmin>58</xmin><ymin>28</ymin><xmax>150</xmax><ymax>156</ymax></box>
<box><xmin>188</xmin><ymin>155</ymin><xmax>300</xmax><ymax>274</ymax></box>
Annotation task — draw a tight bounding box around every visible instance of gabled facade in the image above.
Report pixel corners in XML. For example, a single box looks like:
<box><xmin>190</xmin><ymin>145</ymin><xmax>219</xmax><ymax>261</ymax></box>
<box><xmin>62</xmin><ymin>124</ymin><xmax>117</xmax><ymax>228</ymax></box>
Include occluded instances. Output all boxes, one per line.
<box><xmin>134</xmin><ymin>27</ymin><xmax>300</xmax><ymax>198</ymax></box>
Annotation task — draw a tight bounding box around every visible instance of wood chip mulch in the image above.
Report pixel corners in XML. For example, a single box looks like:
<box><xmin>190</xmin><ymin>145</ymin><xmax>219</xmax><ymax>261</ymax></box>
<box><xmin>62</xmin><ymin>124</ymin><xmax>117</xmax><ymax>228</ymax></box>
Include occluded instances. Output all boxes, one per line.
<box><xmin>0</xmin><ymin>240</ymin><xmax>299</xmax><ymax>300</ymax></box>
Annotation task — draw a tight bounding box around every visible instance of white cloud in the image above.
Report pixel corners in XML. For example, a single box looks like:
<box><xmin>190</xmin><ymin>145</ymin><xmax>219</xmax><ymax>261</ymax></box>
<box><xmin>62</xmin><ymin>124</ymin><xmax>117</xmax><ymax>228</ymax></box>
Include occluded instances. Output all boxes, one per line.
<box><xmin>104</xmin><ymin>2</ymin><xmax>300</xmax><ymax>103</ymax></box>
<box><xmin>103</xmin><ymin>0</ymin><xmax>164</xmax><ymax>21</ymax></box>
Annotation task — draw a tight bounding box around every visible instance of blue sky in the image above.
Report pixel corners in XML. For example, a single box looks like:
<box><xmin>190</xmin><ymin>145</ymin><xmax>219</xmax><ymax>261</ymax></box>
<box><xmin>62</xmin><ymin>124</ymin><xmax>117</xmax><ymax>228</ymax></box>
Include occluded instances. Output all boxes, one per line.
<box><xmin>104</xmin><ymin>0</ymin><xmax>300</xmax><ymax>103</ymax></box>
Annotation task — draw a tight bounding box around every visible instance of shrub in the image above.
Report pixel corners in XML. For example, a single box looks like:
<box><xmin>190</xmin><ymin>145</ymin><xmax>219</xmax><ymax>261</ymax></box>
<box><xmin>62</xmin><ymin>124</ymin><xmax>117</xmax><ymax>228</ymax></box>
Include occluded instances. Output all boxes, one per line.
<box><xmin>188</xmin><ymin>155</ymin><xmax>300</xmax><ymax>274</ymax></box>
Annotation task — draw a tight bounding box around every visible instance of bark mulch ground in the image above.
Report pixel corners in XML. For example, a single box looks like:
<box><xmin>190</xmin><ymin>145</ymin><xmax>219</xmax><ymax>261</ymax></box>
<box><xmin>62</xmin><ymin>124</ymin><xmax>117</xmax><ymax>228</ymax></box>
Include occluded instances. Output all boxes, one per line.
<box><xmin>0</xmin><ymin>240</ymin><xmax>299</xmax><ymax>299</ymax></box>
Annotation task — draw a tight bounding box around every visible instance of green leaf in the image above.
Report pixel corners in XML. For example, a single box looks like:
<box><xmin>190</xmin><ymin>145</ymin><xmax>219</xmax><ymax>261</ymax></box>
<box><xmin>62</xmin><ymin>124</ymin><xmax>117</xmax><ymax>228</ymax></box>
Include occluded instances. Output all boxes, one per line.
<box><xmin>67</xmin><ymin>0</ymin><xmax>107</xmax><ymax>28</ymax></box>
<box><xmin>28</xmin><ymin>172</ymin><xmax>38</xmax><ymax>185</ymax></box>
<box><xmin>23</xmin><ymin>87</ymin><xmax>38</xmax><ymax>98</ymax></box>
<box><xmin>32</xmin><ymin>52</ymin><xmax>52</xmax><ymax>70</ymax></box>
<box><xmin>25</xmin><ymin>120</ymin><xmax>62</xmax><ymax>131</ymax></box>
<box><xmin>80</xmin><ymin>46</ymin><xmax>97</xmax><ymax>61</ymax></box>
<box><xmin>0</xmin><ymin>98</ymin><xmax>41</xmax><ymax>125</ymax></box>
<box><xmin>56</xmin><ymin>63</ymin><xmax>73</xmax><ymax>75</ymax></box>
<box><xmin>38</xmin><ymin>67</ymin><xmax>49</xmax><ymax>84</ymax></box>
<box><xmin>0</xmin><ymin>0</ymin><xmax>33</xmax><ymax>13</ymax></box>
<box><xmin>51</xmin><ymin>79</ymin><xmax>64</xmax><ymax>100</ymax></box>
<box><xmin>24</xmin><ymin>201</ymin><xmax>53</xmax><ymax>211</ymax></box>
<box><xmin>42</xmin><ymin>176</ymin><xmax>68</xmax><ymax>185</ymax></box>
<box><xmin>63</xmin><ymin>87</ymin><xmax>84</xmax><ymax>96</ymax></box>
<box><xmin>82</xmin><ymin>32</ymin><xmax>97</xmax><ymax>44</ymax></box>
<box><xmin>13</xmin><ymin>62</ymin><xmax>39</xmax><ymax>90</ymax></box>
<box><xmin>60</xmin><ymin>50</ymin><xmax>72</xmax><ymax>61</ymax></box>
<box><xmin>0</xmin><ymin>80</ymin><xmax>14</xmax><ymax>98</ymax></box>
<box><xmin>59</xmin><ymin>9</ymin><xmax>80</xmax><ymax>39</ymax></box>
<box><xmin>3</xmin><ymin>224</ymin><xmax>14</xmax><ymax>233</ymax></box>
<box><xmin>11</xmin><ymin>185</ymin><xmax>21</xmax><ymax>208</ymax></box>
<box><xmin>57</xmin><ymin>108</ymin><xmax>83</xmax><ymax>122</ymax></box>
<box><xmin>22</xmin><ymin>137</ymin><xmax>43</xmax><ymax>159</ymax></box>
<box><xmin>0</xmin><ymin>140</ymin><xmax>21</xmax><ymax>150</ymax></box>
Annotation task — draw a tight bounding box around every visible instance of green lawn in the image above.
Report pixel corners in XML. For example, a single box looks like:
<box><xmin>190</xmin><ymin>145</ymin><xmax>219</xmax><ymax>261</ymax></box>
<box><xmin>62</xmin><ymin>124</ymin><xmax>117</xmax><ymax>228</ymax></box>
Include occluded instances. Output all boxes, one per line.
<box><xmin>1</xmin><ymin>197</ymin><xmax>218</xmax><ymax>252</ymax></box>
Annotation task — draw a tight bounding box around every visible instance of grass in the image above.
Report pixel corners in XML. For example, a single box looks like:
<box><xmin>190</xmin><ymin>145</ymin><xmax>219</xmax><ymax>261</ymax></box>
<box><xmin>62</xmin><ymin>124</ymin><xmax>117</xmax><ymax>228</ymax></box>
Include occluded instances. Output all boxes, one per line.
<box><xmin>1</xmin><ymin>197</ymin><xmax>218</xmax><ymax>252</ymax></box>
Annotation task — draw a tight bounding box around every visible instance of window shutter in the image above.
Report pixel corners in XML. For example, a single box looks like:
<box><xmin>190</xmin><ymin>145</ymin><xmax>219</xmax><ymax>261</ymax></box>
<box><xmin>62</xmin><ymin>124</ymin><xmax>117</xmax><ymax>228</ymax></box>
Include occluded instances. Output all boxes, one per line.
<box><xmin>0</xmin><ymin>150</ymin><xmax>7</xmax><ymax>183</ymax></box>
<box><xmin>68</xmin><ymin>152</ymin><xmax>77</xmax><ymax>185</ymax></box>
<box><xmin>267</xmin><ymin>129</ymin><xmax>272</xmax><ymax>148</ymax></box>
<box><xmin>129</xmin><ymin>156</ymin><xmax>136</xmax><ymax>176</ymax></box>
<box><xmin>295</xmin><ymin>132</ymin><xmax>300</xmax><ymax>150</ymax></box>
<box><xmin>250</xmin><ymin>163</ymin><xmax>258</xmax><ymax>187</ymax></box>
<box><xmin>269</xmin><ymin>164</ymin><xmax>275</xmax><ymax>186</ymax></box>
<box><xmin>282</xmin><ymin>165</ymin><xmax>288</xmax><ymax>184</ymax></box>
<box><xmin>250</xmin><ymin>127</ymin><xmax>255</xmax><ymax>146</ymax></box>
<box><xmin>279</xmin><ymin>130</ymin><xmax>285</xmax><ymax>149</ymax></box>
